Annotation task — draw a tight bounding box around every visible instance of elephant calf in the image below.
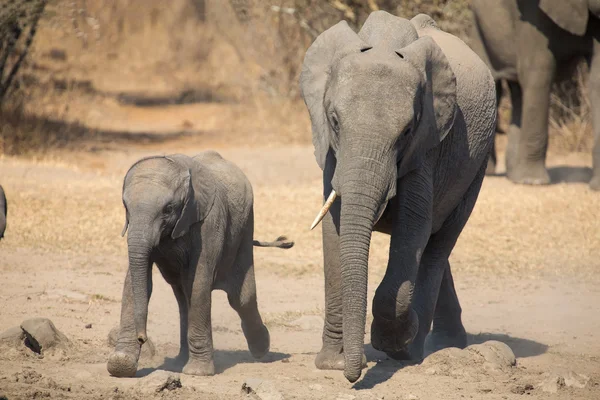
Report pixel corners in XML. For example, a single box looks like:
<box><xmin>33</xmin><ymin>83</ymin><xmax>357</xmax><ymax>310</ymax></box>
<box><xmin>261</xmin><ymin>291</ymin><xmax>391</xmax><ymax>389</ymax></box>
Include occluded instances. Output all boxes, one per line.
<box><xmin>107</xmin><ymin>151</ymin><xmax>294</xmax><ymax>377</ymax></box>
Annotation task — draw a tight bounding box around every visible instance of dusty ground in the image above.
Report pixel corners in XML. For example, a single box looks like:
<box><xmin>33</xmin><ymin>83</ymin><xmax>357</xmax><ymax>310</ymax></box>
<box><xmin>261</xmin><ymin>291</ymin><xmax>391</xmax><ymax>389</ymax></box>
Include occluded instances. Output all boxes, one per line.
<box><xmin>1</xmin><ymin>98</ymin><xmax>600</xmax><ymax>399</ymax></box>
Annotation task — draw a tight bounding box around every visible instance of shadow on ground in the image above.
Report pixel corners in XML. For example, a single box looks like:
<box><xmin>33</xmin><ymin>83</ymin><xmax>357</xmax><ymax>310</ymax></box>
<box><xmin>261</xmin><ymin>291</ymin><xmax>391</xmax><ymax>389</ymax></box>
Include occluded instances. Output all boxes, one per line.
<box><xmin>0</xmin><ymin>108</ymin><xmax>218</xmax><ymax>156</ymax></box>
<box><xmin>353</xmin><ymin>332</ymin><xmax>548</xmax><ymax>390</ymax></box>
<box><xmin>136</xmin><ymin>349</ymin><xmax>291</xmax><ymax>377</ymax></box>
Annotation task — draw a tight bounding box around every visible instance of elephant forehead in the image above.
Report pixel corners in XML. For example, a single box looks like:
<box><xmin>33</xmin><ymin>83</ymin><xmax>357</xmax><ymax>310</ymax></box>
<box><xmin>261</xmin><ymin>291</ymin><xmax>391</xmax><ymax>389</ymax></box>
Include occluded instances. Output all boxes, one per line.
<box><xmin>333</xmin><ymin>52</ymin><xmax>421</xmax><ymax>98</ymax></box>
<box><xmin>124</xmin><ymin>182</ymin><xmax>175</xmax><ymax>208</ymax></box>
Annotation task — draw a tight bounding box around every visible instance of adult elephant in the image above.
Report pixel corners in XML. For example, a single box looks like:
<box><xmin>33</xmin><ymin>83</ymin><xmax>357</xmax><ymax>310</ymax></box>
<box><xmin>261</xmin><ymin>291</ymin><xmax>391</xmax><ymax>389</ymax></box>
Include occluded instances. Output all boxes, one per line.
<box><xmin>470</xmin><ymin>0</ymin><xmax>600</xmax><ymax>189</ymax></box>
<box><xmin>0</xmin><ymin>185</ymin><xmax>6</xmax><ymax>240</ymax></box>
<box><xmin>300</xmin><ymin>11</ymin><xmax>496</xmax><ymax>382</ymax></box>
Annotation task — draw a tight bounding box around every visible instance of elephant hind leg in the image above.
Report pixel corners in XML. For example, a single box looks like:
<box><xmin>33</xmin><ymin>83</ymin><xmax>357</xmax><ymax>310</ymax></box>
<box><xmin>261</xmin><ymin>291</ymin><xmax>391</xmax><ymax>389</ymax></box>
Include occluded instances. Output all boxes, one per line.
<box><xmin>227</xmin><ymin>223</ymin><xmax>270</xmax><ymax>360</ymax></box>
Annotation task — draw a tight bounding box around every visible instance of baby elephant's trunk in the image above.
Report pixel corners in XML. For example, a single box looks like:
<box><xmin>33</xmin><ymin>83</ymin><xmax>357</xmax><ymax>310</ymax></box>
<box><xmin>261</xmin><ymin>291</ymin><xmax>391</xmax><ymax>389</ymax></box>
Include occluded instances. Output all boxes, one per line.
<box><xmin>252</xmin><ymin>236</ymin><xmax>294</xmax><ymax>249</ymax></box>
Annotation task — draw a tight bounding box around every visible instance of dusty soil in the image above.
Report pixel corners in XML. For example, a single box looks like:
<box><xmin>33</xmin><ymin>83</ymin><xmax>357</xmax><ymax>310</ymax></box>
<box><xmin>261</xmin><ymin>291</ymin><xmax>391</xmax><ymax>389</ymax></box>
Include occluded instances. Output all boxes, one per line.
<box><xmin>1</xmin><ymin>99</ymin><xmax>600</xmax><ymax>399</ymax></box>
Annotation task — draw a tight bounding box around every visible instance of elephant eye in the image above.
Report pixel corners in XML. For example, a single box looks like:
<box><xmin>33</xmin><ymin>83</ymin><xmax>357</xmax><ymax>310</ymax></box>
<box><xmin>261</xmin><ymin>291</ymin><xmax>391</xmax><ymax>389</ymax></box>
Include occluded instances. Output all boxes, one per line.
<box><xmin>330</xmin><ymin>113</ymin><xmax>340</xmax><ymax>133</ymax></box>
<box><xmin>163</xmin><ymin>203</ymin><xmax>174</xmax><ymax>214</ymax></box>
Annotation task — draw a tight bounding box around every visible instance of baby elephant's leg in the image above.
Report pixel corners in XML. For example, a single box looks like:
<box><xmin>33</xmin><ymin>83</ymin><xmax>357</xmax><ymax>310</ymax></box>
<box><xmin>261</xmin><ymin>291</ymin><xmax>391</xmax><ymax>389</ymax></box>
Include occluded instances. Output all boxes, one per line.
<box><xmin>227</xmin><ymin>228</ymin><xmax>270</xmax><ymax>359</ymax></box>
<box><xmin>181</xmin><ymin>270</ymin><xmax>215</xmax><ymax>376</ymax></box>
<box><xmin>107</xmin><ymin>269</ymin><xmax>145</xmax><ymax>377</ymax></box>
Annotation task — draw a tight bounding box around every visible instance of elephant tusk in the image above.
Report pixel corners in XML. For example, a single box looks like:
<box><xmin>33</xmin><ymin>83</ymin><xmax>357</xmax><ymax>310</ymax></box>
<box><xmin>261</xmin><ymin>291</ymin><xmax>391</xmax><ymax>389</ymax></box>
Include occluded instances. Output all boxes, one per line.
<box><xmin>310</xmin><ymin>190</ymin><xmax>337</xmax><ymax>230</ymax></box>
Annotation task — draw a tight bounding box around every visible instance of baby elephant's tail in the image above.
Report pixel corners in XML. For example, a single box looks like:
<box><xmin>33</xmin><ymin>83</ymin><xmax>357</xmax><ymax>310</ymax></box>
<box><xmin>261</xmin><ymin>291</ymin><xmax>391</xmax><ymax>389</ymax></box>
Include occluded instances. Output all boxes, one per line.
<box><xmin>253</xmin><ymin>235</ymin><xmax>294</xmax><ymax>249</ymax></box>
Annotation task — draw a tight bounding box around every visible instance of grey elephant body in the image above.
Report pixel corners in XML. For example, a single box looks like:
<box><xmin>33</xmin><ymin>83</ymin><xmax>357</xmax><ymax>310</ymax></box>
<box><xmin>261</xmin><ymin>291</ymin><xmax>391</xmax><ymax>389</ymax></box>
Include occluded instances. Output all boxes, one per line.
<box><xmin>470</xmin><ymin>0</ymin><xmax>600</xmax><ymax>189</ymax></box>
<box><xmin>300</xmin><ymin>12</ymin><xmax>495</xmax><ymax>382</ymax></box>
<box><xmin>0</xmin><ymin>185</ymin><xmax>6</xmax><ymax>240</ymax></box>
<box><xmin>107</xmin><ymin>151</ymin><xmax>293</xmax><ymax>377</ymax></box>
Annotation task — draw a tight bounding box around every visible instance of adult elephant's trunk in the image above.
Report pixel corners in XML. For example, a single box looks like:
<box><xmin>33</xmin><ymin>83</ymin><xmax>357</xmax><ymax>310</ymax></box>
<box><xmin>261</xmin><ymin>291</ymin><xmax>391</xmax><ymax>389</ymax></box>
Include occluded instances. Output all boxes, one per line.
<box><xmin>126</xmin><ymin>229</ymin><xmax>154</xmax><ymax>345</ymax></box>
<box><xmin>338</xmin><ymin>159</ymin><xmax>392</xmax><ymax>383</ymax></box>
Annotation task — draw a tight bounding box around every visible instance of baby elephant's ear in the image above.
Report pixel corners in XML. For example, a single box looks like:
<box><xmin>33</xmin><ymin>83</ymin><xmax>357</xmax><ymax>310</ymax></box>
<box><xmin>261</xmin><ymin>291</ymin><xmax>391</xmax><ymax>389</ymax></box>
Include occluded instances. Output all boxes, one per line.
<box><xmin>171</xmin><ymin>169</ymin><xmax>215</xmax><ymax>239</ymax></box>
<box><xmin>300</xmin><ymin>21</ymin><xmax>371</xmax><ymax>170</ymax></box>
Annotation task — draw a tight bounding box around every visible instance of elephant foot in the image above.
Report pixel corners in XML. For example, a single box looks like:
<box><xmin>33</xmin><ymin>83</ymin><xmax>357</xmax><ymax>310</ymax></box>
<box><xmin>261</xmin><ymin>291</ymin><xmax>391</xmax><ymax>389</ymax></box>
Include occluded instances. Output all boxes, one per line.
<box><xmin>107</xmin><ymin>351</ymin><xmax>138</xmax><ymax>377</ymax></box>
<box><xmin>507</xmin><ymin>162</ymin><xmax>550</xmax><ymax>185</ymax></box>
<box><xmin>589</xmin><ymin>175</ymin><xmax>600</xmax><ymax>191</ymax></box>
<box><xmin>243</xmin><ymin>323</ymin><xmax>270</xmax><ymax>359</ymax></box>
<box><xmin>370</xmin><ymin>308</ymin><xmax>419</xmax><ymax>359</ymax></box>
<box><xmin>182</xmin><ymin>359</ymin><xmax>215</xmax><ymax>376</ymax></box>
<box><xmin>314</xmin><ymin>345</ymin><xmax>367</xmax><ymax>370</ymax></box>
<box><xmin>424</xmin><ymin>327</ymin><xmax>467</xmax><ymax>356</ymax></box>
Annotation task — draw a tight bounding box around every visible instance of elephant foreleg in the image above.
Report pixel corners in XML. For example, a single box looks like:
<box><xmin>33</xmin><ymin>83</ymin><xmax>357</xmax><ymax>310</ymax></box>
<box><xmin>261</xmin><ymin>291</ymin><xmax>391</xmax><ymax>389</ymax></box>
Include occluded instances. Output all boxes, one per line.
<box><xmin>405</xmin><ymin>167</ymin><xmax>484</xmax><ymax>360</ymax></box>
<box><xmin>172</xmin><ymin>284</ymin><xmax>189</xmax><ymax>362</ymax></box>
<box><xmin>424</xmin><ymin>264</ymin><xmax>467</xmax><ymax>355</ymax></box>
<box><xmin>182</xmin><ymin>264</ymin><xmax>215</xmax><ymax>376</ymax></box>
<box><xmin>315</xmin><ymin>194</ymin><xmax>349</xmax><ymax>370</ymax></box>
<box><xmin>107</xmin><ymin>268</ymin><xmax>151</xmax><ymax>377</ymax></box>
<box><xmin>507</xmin><ymin>26</ymin><xmax>555</xmax><ymax>185</ymax></box>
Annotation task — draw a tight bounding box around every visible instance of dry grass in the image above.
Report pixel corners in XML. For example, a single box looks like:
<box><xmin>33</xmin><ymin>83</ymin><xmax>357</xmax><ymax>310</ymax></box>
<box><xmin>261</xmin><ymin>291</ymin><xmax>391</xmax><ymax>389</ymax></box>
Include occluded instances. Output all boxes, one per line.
<box><xmin>1</xmin><ymin>146</ymin><xmax>598</xmax><ymax>284</ymax></box>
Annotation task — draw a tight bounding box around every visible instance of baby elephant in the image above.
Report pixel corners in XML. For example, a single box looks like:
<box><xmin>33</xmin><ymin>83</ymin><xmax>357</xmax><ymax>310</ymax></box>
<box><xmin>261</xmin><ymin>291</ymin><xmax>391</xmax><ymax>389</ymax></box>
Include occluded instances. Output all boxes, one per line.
<box><xmin>107</xmin><ymin>151</ymin><xmax>293</xmax><ymax>377</ymax></box>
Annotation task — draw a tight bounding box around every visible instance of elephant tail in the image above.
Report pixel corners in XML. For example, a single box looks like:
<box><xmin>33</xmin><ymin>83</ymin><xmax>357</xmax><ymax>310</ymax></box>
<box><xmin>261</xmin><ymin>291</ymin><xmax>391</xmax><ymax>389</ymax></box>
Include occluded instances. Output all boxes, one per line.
<box><xmin>253</xmin><ymin>236</ymin><xmax>294</xmax><ymax>249</ymax></box>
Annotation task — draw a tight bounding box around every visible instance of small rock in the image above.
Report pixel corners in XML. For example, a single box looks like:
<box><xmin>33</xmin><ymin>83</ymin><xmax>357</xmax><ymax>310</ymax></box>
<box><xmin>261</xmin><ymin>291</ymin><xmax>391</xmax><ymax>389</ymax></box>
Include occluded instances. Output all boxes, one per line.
<box><xmin>288</xmin><ymin>315</ymin><xmax>324</xmax><ymax>330</ymax></box>
<box><xmin>539</xmin><ymin>371</ymin><xmax>589</xmax><ymax>393</ymax></box>
<box><xmin>20</xmin><ymin>318</ymin><xmax>69</xmax><ymax>354</ymax></box>
<box><xmin>241</xmin><ymin>378</ymin><xmax>283</xmax><ymax>400</ymax></box>
<box><xmin>13</xmin><ymin>368</ymin><xmax>43</xmax><ymax>384</ymax></box>
<box><xmin>85</xmin><ymin>324</ymin><xmax>92</xmax><ymax>329</ymax></box>
<box><xmin>107</xmin><ymin>326</ymin><xmax>156</xmax><ymax>359</ymax></box>
<box><xmin>135</xmin><ymin>371</ymin><xmax>181</xmax><ymax>394</ymax></box>
<box><xmin>309</xmin><ymin>384</ymin><xmax>323</xmax><ymax>391</ymax></box>
<box><xmin>0</xmin><ymin>326</ymin><xmax>25</xmax><ymax>347</ymax></box>
<box><xmin>404</xmin><ymin>395</ymin><xmax>418</xmax><ymax>400</ymax></box>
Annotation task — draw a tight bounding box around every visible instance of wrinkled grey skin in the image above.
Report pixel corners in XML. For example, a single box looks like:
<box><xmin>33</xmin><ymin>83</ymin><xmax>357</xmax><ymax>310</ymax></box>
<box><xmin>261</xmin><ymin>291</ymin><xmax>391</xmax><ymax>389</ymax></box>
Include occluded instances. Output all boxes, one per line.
<box><xmin>106</xmin><ymin>151</ymin><xmax>294</xmax><ymax>378</ymax></box>
<box><xmin>300</xmin><ymin>12</ymin><xmax>496</xmax><ymax>383</ymax></box>
<box><xmin>470</xmin><ymin>0</ymin><xmax>600</xmax><ymax>189</ymax></box>
<box><xmin>0</xmin><ymin>185</ymin><xmax>6</xmax><ymax>240</ymax></box>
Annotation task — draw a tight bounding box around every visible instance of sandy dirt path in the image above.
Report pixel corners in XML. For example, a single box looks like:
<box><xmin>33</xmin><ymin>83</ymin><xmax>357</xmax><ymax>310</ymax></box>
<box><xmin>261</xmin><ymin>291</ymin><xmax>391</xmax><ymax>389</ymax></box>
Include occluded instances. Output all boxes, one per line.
<box><xmin>0</xmin><ymin>136</ymin><xmax>599</xmax><ymax>399</ymax></box>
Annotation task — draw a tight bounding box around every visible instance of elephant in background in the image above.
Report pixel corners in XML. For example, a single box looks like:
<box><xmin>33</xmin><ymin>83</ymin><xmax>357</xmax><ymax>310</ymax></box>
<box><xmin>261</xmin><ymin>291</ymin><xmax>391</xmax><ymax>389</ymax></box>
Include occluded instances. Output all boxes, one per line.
<box><xmin>107</xmin><ymin>151</ymin><xmax>294</xmax><ymax>378</ymax></box>
<box><xmin>0</xmin><ymin>185</ymin><xmax>6</xmax><ymax>240</ymax></box>
<box><xmin>470</xmin><ymin>0</ymin><xmax>600</xmax><ymax>189</ymax></box>
<box><xmin>300</xmin><ymin>11</ymin><xmax>496</xmax><ymax>382</ymax></box>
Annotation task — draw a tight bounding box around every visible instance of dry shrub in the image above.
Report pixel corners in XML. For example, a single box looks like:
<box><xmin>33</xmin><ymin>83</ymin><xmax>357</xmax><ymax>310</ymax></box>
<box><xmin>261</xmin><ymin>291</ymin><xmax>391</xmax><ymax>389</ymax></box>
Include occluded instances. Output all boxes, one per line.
<box><xmin>549</xmin><ymin>62</ymin><xmax>593</xmax><ymax>153</ymax></box>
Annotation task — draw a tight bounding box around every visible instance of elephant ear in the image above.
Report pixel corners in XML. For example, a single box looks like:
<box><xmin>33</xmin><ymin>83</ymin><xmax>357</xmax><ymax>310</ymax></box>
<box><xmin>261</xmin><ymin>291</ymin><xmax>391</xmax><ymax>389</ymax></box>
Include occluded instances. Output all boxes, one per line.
<box><xmin>358</xmin><ymin>10</ymin><xmax>418</xmax><ymax>49</ymax></box>
<box><xmin>299</xmin><ymin>21</ymin><xmax>371</xmax><ymax>170</ymax></box>
<box><xmin>539</xmin><ymin>0</ymin><xmax>588</xmax><ymax>36</ymax></box>
<box><xmin>396</xmin><ymin>35</ymin><xmax>457</xmax><ymax>176</ymax></box>
<box><xmin>172</xmin><ymin>167</ymin><xmax>216</xmax><ymax>239</ymax></box>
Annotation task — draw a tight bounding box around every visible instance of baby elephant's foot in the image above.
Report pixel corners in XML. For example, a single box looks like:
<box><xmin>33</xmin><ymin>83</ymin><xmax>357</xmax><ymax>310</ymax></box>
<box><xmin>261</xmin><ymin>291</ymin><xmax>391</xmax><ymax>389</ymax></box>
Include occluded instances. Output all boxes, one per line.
<box><xmin>182</xmin><ymin>359</ymin><xmax>215</xmax><ymax>376</ymax></box>
<box><xmin>315</xmin><ymin>345</ymin><xmax>367</xmax><ymax>370</ymax></box>
<box><xmin>107</xmin><ymin>351</ymin><xmax>138</xmax><ymax>377</ymax></box>
<box><xmin>243</xmin><ymin>323</ymin><xmax>270</xmax><ymax>359</ymax></box>
<box><xmin>371</xmin><ymin>309</ymin><xmax>419</xmax><ymax>361</ymax></box>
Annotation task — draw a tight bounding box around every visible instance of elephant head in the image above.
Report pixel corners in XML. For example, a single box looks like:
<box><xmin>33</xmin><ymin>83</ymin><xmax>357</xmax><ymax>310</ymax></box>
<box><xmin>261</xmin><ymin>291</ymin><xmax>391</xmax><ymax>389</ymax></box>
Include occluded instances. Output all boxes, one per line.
<box><xmin>121</xmin><ymin>155</ymin><xmax>215</xmax><ymax>345</ymax></box>
<box><xmin>0</xmin><ymin>185</ymin><xmax>6</xmax><ymax>240</ymax></box>
<box><xmin>300</xmin><ymin>11</ymin><xmax>456</xmax><ymax>382</ymax></box>
<box><xmin>538</xmin><ymin>0</ymin><xmax>600</xmax><ymax>36</ymax></box>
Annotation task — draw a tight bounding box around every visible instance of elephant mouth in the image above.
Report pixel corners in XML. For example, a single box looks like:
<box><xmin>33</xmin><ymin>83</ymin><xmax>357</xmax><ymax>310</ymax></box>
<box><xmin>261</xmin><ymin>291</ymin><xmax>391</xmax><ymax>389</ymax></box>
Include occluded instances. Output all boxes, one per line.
<box><xmin>375</xmin><ymin>201</ymin><xmax>387</xmax><ymax>225</ymax></box>
<box><xmin>309</xmin><ymin>190</ymin><xmax>388</xmax><ymax>230</ymax></box>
